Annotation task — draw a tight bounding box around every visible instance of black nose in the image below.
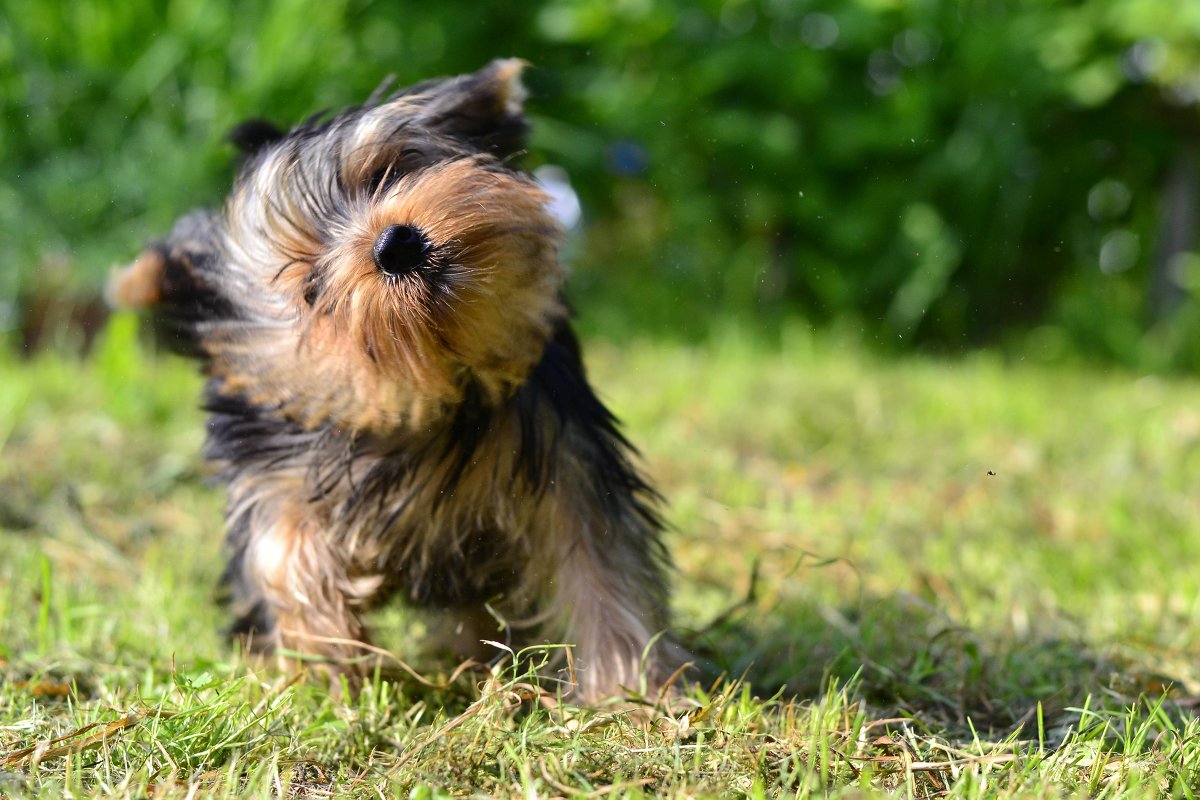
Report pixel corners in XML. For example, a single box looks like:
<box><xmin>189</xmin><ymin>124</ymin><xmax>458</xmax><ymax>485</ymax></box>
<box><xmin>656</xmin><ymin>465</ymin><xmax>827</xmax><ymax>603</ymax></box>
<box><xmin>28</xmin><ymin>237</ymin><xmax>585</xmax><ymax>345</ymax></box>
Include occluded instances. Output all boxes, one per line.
<box><xmin>373</xmin><ymin>224</ymin><xmax>429</xmax><ymax>277</ymax></box>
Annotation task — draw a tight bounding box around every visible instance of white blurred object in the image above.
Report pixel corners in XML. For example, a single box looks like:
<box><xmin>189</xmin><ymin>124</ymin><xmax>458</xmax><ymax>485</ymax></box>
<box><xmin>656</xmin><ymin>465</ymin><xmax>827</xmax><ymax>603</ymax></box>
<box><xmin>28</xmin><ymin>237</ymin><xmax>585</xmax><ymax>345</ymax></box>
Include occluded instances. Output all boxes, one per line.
<box><xmin>534</xmin><ymin>164</ymin><xmax>582</xmax><ymax>230</ymax></box>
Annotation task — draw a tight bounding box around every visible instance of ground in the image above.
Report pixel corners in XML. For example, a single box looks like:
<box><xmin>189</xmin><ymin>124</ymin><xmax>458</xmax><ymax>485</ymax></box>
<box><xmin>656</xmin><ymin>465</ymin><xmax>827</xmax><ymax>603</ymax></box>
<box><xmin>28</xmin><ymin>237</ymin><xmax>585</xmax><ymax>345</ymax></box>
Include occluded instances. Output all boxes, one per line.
<box><xmin>3</xmin><ymin>316</ymin><xmax>1200</xmax><ymax>797</ymax></box>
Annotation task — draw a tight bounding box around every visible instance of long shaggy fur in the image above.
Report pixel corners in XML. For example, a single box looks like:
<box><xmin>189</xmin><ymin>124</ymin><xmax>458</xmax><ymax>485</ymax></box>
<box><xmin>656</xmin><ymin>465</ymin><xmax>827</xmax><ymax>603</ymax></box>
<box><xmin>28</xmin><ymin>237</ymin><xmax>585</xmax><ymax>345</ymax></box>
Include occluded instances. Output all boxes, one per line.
<box><xmin>107</xmin><ymin>60</ymin><xmax>677</xmax><ymax>702</ymax></box>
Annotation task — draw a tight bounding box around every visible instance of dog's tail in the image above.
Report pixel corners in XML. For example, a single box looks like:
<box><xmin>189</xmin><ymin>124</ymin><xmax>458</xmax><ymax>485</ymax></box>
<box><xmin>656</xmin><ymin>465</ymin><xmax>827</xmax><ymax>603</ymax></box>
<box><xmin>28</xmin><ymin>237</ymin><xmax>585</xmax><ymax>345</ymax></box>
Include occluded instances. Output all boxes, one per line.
<box><xmin>106</xmin><ymin>209</ymin><xmax>230</xmax><ymax>358</ymax></box>
<box><xmin>106</xmin><ymin>247</ymin><xmax>168</xmax><ymax>310</ymax></box>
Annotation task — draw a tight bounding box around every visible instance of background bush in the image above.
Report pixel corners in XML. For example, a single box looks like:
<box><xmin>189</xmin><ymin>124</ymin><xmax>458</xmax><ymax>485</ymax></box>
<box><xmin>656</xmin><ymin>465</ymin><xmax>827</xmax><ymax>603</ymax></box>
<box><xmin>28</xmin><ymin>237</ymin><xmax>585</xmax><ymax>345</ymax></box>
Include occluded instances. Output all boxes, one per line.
<box><xmin>3</xmin><ymin>0</ymin><xmax>1200</xmax><ymax>368</ymax></box>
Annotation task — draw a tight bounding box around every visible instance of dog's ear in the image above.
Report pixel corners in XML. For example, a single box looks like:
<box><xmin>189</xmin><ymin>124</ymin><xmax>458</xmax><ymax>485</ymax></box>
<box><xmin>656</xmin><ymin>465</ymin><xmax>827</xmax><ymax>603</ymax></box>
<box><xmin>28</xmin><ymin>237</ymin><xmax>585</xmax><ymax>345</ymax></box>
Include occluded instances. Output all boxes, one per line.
<box><xmin>227</xmin><ymin>119</ymin><xmax>286</xmax><ymax>159</ymax></box>
<box><xmin>414</xmin><ymin>59</ymin><xmax>531</xmax><ymax>158</ymax></box>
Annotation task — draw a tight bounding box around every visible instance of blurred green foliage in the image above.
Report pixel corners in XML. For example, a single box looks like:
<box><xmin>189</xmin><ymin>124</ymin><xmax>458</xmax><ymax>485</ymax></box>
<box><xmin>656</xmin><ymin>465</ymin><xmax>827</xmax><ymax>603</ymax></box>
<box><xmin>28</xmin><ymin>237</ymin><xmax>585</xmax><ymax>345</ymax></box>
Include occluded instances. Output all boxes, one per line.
<box><xmin>4</xmin><ymin>0</ymin><xmax>1200</xmax><ymax>367</ymax></box>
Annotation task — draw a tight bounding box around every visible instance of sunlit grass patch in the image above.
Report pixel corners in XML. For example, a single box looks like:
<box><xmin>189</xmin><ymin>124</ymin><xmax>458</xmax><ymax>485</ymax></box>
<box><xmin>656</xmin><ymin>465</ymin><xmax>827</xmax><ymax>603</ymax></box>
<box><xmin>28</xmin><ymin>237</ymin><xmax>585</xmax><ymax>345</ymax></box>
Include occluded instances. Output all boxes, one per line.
<box><xmin>4</xmin><ymin>322</ymin><xmax>1200</xmax><ymax>797</ymax></box>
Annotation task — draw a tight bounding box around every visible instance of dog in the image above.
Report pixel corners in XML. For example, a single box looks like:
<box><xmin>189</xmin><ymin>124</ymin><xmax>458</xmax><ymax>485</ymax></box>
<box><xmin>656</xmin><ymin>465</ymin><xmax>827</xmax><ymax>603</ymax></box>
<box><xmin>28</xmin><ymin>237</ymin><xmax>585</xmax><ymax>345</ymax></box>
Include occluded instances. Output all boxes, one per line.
<box><xmin>107</xmin><ymin>59</ymin><xmax>678</xmax><ymax>702</ymax></box>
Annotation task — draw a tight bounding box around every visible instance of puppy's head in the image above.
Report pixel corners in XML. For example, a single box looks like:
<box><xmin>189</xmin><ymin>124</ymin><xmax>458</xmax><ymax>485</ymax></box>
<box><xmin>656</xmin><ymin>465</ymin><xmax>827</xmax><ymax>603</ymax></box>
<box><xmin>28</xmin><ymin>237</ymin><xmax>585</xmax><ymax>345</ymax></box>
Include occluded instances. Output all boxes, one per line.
<box><xmin>112</xmin><ymin>60</ymin><xmax>567</xmax><ymax>432</ymax></box>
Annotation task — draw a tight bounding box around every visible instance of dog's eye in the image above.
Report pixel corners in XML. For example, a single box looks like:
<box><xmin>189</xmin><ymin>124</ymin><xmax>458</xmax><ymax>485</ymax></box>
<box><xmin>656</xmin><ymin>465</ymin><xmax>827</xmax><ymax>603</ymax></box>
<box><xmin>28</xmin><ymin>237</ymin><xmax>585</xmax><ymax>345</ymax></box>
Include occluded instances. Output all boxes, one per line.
<box><xmin>362</xmin><ymin>148</ymin><xmax>427</xmax><ymax>196</ymax></box>
<box><xmin>365</xmin><ymin>166</ymin><xmax>400</xmax><ymax>196</ymax></box>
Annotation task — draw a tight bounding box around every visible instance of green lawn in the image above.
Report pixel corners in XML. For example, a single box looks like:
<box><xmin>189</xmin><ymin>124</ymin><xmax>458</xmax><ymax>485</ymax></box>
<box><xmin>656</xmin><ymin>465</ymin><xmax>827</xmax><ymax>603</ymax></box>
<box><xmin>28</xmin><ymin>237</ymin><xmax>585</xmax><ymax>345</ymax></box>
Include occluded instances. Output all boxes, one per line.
<box><xmin>4</xmin><ymin>316</ymin><xmax>1200</xmax><ymax>797</ymax></box>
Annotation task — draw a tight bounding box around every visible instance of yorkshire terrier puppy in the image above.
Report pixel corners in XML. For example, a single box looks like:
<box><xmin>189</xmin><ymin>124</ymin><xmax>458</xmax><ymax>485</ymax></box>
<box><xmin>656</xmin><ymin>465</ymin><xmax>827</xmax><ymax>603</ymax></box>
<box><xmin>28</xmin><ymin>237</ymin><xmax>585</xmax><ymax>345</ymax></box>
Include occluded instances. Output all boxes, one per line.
<box><xmin>107</xmin><ymin>60</ymin><xmax>677</xmax><ymax>702</ymax></box>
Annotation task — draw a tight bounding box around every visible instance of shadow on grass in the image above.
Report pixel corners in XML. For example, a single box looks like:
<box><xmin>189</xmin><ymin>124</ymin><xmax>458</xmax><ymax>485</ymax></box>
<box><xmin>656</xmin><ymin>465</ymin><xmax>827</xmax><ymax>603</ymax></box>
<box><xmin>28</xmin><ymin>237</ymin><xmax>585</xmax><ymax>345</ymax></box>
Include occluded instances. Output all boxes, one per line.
<box><xmin>683</xmin><ymin>590</ymin><xmax>1187</xmax><ymax>739</ymax></box>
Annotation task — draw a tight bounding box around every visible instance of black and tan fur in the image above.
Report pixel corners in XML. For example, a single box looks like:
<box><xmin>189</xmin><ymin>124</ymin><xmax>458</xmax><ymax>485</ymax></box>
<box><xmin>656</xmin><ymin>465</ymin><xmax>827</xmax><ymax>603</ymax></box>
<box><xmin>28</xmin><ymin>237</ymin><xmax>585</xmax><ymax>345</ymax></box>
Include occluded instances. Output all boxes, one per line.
<box><xmin>107</xmin><ymin>60</ymin><xmax>677</xmax><ymax>702</ymax></box>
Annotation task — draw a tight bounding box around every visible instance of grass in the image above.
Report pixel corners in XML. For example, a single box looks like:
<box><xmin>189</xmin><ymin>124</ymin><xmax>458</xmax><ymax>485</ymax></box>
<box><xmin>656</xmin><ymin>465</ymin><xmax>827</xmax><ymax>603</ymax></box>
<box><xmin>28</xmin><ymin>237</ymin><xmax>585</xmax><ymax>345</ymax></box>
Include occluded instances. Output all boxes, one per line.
<box><xmin>4</xmin><ymin>316</ymin><xmax>1200</xmax><ymax>797</ymax></box>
